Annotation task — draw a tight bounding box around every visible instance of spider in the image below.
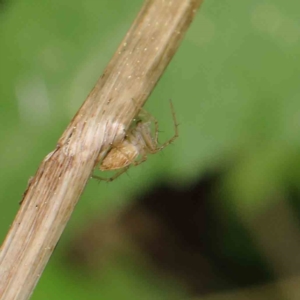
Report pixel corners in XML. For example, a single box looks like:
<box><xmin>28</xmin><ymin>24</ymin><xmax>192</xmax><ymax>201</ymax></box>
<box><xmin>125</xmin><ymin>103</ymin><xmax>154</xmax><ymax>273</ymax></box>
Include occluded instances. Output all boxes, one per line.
<box><xmin>92</xmin><ymin>100</ymin><xmax>178</xmax><ymax>182</ymax></box>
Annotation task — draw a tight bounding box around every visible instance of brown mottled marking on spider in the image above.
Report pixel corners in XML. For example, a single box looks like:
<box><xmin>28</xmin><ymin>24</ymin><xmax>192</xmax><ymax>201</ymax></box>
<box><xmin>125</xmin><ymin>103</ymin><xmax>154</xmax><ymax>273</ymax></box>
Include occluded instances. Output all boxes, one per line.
<box><xmin>92</xmin><ymin>100</ymin><xmax>178</xmax><ymax>182</ymax></box>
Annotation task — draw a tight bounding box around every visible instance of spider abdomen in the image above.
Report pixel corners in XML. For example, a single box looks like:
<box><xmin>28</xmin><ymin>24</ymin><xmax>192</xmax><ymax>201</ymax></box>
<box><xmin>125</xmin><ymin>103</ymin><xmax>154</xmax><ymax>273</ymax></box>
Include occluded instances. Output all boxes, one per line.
<box><xmin>100</xmin><ymin>140</ymin><xmax>140</xmax><ymax>170</ymax></box>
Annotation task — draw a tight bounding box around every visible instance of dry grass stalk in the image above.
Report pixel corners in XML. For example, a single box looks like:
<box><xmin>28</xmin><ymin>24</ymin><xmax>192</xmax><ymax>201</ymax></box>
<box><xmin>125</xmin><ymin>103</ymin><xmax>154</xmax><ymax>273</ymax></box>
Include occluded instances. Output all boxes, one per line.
<box><xmin>0</xmin><ymin>0</ymin><xmax>203</xmax><ymax>299</ymax></box>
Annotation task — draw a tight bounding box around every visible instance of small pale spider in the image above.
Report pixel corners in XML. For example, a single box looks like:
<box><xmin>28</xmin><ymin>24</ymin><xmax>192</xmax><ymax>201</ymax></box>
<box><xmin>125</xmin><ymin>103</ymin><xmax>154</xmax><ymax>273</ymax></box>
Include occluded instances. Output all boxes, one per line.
<box><xmin>92</xmin><ymin>100</ymin><xmax>178</xmax><ymax>182</ymax></box>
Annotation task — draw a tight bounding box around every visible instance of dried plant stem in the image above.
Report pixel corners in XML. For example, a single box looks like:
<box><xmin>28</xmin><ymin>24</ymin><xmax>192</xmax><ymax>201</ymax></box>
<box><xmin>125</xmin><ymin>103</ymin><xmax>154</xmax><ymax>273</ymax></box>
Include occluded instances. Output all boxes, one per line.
<box><xmin>0</xmin><ymin>0</ymin><xmax>203</xmax><ymax>299</ymax></box>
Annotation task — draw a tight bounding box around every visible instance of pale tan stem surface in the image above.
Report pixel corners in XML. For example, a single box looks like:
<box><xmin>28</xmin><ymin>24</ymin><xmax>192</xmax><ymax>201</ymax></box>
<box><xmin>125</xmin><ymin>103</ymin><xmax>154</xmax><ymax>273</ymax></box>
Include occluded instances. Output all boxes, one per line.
<box><xmin>0</xmin><ymin>0</ymin><xmax>203</xmax><ymax>299</ymax></box>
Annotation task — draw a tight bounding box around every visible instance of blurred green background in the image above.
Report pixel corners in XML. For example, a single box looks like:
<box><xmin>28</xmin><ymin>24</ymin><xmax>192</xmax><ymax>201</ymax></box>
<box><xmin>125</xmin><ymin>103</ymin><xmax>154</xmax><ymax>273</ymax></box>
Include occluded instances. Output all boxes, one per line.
<box><xmin>1</xmin><ymin>0</ymin><xmax>300</xmax><ymax>299</ymax></box>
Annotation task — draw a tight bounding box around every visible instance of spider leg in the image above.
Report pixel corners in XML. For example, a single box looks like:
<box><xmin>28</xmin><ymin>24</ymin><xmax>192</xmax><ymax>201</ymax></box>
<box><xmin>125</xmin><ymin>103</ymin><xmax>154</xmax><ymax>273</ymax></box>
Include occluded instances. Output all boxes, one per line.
<box><xmin>131</xmin><ymin>98</ymin><xmax>159</xmax><ymax>143</ymax></box>
<box><xmin>132</xmin><ymin>153</ymin><xmax>148</xmax><ymax>167</ymax></box>
<box><xmin>93</xmin><ymin>153</ymin><xmax>147</xmax><ymax>182</ymax></box>
<box><xmin>92</xmin><ymin>166</ymin><xmax>130</xmax><ymax>182</ymax></box>
<box><xmin>150</xmin><ymin>100</ymin><xmax>179</xmax><ymax>154</ymax></box>
<box><xmin>92</xmin><ymin>154</ymin><xmax>147</xmax><ymax>182</ymax></box>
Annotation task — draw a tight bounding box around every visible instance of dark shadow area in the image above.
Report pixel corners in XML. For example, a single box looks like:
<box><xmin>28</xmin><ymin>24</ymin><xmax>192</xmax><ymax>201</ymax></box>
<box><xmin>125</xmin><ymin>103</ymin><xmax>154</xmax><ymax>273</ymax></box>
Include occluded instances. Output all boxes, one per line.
<box><xmin>62</xmin><ymin>170</ymin><xmax>281</xmax><ymax>296</ymax></box>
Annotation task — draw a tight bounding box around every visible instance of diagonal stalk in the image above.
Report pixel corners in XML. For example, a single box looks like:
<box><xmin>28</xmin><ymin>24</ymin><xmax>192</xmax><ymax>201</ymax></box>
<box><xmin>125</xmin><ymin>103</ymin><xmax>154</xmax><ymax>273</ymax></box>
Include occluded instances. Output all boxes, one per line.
<box><xmin>0</xmin><ymin>1</ymin><xmax>204</xmax><ymax>299</ymax></box>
